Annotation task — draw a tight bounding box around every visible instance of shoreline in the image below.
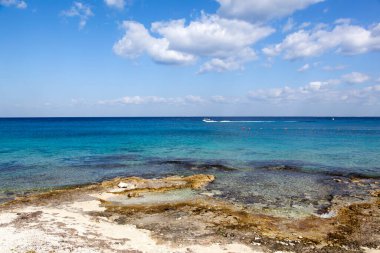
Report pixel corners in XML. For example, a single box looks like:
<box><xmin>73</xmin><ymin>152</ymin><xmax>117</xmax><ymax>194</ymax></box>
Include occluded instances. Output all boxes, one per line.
<box><xmin>0</xmin><ymin>174</ymin><xmax>379</xmax><ymax>253</ymax></box>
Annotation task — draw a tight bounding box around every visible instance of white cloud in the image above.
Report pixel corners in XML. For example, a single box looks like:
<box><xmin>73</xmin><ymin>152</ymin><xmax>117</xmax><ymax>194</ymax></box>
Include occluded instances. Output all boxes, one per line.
<box><xmin>98</xmin><ymin>95</ymin><xmax>246</xmax><ymax>107</ymax></box>
<box><xmin>114</xmin><ymin>14</ymin><xmax>274</xmax><ymax>71</ymax></box>
<box><xmin>95</xmin><ymin>82</ymin><xmax>380</xmax><ymax>109</ymax></box>
<box><xmin>249</xmin><ymin>86</ymin><xmax>297</xmax><ymax>102</ymax></box>
<box><xmin>263</xmin><ymin>21</ymin><xmax>380</xmax><ymax>59</ymax></box>
<box><xmin>121</xmin><ymin>96</ymin><xmax>155</xmax><ymax>105</ymax></box>
<box><xmin>199</xmin><ymin>58</ymin><xmax>241</xmax><ymax>73</ymax></box>
<box><xmin>99</xmin><ymin>96</ymin><xmax>165</xmax><ymax>105</ymax></box>
<box><xmin>216</xmin><ymin>0</ymin><xmax>323</xmax><ymax>22</ymax></box>
<box><xmin>299</xmin><ymin>22</ymin><xmax>311</xmax><ymax>29</ymax></box>
<box><xmin>248</xmin><ymin>81</ymin><xmax>331</xmax><ymax>103</ymax></box>
<box><xmin>248</xmin><ymin>81</ymin><xmax>380</xmax><ymax>105</ymax></box>
<box><xmin>61</xmin><ymin>2</ymin><xmax>93</xmax><ymax>29</ymax></box>
<box><xmin>297</xmin><ymin>63</ymin><xmax>310</xmax><ymax>72</ymax></box>
<box><xmin>0</xmin><ymin>0</ymin><xmax>27</xmax><ymax>9</ymax></box>
<box><xmin>184</xmin><ymin>95</ymin><xmax>204</xmax><ymax>104</ymax></box>
<box><xmin>104</xmin><ymin>0</ymin><xmax>125</xmax><ymax>10</ymax></box>
<box><xmin>151</xmin><ymin>15</ymin><xmax>272</xmax><ymax>58</ymax></box>
<box><xmin>99</xmin><ymin>95</ymin><xmax>205</xmax><ymax>106</ymax></box>
<box><xmin>283</xmin><ymin>18</ymin><xmax>295</xmax><ymax>33</ymax></box>
<box><xmin>341</xmin><ymin>72</ymin><xmax>370</xmax><ymax>84</ymax></box>
<box><xmin>366</xmin><ymin>85</ymin><xmax>380</xmax><ymax>92</ymax></box>
<box><xmin>341</xmin><ymin>85</ymin><xmax>380</xmax><ymax>104</ymax></box>
<box><xmin>334</xmin><ymin>18</ymin><xmax>352</xmax><ymax>25</ymax></box>
<box><xmin>211</xmin><ymin>95</ymin><xmax>241</xmax><ymax>104</ymax></box>
<box><xmin>113</xmin><ymin>21</ymin><xmax>196</xmax><ymax>65</ymax></box>
<box><xmin>198</xmin><ymin>54</ymin><xmax>251</xmax><ymax>74</ymax></box>
<box><xmin>211</xmin><ymin>95</ymin><xmax>227</xmax><ymax>103</ymax></box>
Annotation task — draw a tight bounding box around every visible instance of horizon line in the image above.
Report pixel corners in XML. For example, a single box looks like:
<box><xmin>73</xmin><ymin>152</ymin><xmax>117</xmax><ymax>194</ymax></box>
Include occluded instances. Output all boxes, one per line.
<box><xmin>1</xmin><ymin>116</ymin><xmax>380</xmax><ymax>119</ymax></box>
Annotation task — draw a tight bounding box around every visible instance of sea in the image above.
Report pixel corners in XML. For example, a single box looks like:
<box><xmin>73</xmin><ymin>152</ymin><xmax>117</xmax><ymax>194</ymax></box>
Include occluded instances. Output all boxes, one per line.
<box><xmin>1</xmin><ymin>117</ymin><xmax>379</xmax><ymax>215</ymax></box>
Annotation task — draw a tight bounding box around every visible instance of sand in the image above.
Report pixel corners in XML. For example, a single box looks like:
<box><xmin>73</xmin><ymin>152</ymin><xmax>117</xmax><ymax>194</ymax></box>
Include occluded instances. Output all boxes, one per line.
<box><xmin>0</xmin><ymin>174</ymin><xmax>262</xmax><ymax>253</ymax></box>
<box><xmin>0</xmin><ymin>174</ymin><xmax>379</xmax><ymax>253</ymax></box>
<box><xmin>0</xmin><ymin>201</ymin><xmax>258</xmax><ymax>253</ymax></box>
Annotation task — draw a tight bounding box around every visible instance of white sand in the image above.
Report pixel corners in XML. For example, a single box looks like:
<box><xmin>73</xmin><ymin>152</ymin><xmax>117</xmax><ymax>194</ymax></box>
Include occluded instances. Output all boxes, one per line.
<box><xmin>0</xmin><ymin>198</ymin><xmax>263</xmax><ymax>253</ymax></box>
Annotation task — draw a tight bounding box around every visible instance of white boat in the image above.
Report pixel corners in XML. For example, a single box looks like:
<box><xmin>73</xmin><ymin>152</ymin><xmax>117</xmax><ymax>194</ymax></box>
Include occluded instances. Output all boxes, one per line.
<box><xmin>203</xmin><ymin>118</ymin><xmax>217</xmax><ymax>123</ymax></box>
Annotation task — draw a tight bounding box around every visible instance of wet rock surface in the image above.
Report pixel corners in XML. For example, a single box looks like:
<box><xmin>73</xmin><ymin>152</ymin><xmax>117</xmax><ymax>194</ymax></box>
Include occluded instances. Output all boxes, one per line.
<box><xmin>0</xmin><ymin>174</ymin><xmax>379</xmax><ymax>253</ymax></box>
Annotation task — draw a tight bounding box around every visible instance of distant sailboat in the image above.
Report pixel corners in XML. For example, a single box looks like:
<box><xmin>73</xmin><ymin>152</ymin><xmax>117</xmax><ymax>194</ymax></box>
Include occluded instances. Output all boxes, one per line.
<box><xmin>332</xmin><ymin>117</ymin><xmax>335</xmax><ymax>121</ymax></box>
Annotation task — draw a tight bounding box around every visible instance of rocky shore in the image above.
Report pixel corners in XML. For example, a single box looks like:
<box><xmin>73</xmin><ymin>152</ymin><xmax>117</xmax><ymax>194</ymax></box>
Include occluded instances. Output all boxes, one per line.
<box><xmin>0</xmin><ymin>174</ymin><xmax>379</xmax><ymax>253</ymax></box>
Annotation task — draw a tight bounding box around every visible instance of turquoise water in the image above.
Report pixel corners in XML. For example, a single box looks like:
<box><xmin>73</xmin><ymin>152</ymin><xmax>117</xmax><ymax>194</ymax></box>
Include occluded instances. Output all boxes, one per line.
<box><xmin>0</xmin><ymin>117</ymin><xmax>379</xmax><ymax>211</ymax></box>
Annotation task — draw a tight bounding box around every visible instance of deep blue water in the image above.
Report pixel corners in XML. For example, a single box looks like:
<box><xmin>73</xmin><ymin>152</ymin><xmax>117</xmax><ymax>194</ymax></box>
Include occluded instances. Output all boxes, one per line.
<box><xmin>0</xmin><ymin>117</ymin><xmax>379</xmax><ymax>209</ymax></box>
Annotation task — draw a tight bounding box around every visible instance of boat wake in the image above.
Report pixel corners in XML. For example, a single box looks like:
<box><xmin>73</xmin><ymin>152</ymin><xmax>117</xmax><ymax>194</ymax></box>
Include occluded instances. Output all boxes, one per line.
<box><xmin>202</xmin><ymin>119</ymin><xmax>297</xmax><ymax>123</ymax></box>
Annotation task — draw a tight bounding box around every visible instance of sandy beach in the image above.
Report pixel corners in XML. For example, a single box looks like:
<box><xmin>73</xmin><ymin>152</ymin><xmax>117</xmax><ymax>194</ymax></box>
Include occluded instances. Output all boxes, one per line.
<box><xmin>0</xmin><ymin>174</ymin><xmax>379</xmax><ymax>253</ymax></box>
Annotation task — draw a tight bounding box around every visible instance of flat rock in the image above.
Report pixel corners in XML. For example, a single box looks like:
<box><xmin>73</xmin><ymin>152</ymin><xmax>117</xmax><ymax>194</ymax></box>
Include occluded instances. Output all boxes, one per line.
<box><xmin>118</xmin><ymin>182</ymin><xmax>136</xmax><ymax>190</ymax></box>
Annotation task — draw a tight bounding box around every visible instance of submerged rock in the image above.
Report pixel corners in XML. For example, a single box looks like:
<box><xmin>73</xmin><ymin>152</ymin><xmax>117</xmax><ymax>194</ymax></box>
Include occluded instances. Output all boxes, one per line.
<box><xmin>103</xmin><ymin>174</ymin><xmax>215</xmax><ymax>195</ymax></box>
<box><xmin>155</xmin><ymin>159</ymin><xmax>237</xmax><ymax>172</ymax></box>
<box><xmin>0</xmin><ymin>174</ymin><xmax>379</xmax><ymax>253</ymax></box>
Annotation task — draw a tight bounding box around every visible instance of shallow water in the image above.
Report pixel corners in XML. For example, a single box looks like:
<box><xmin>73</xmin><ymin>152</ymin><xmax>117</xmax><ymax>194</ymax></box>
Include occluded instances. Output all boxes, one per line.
<box><xmin>0</xmin><ymin>117</ymin><xmax>379</xmax><ymax>212</ymax></box>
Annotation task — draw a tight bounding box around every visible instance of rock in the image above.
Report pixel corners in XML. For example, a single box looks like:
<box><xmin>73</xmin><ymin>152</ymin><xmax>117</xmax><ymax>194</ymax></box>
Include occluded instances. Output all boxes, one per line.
<box><xmin>200</xmin><ymin>192</ymin><xmax>214</xmax><ymax>197</ymax></box>
<box><xmin>127</xmin><ymin>192</ymin><xmax>140</xmax><ymax>198</ymax></box>
<box><xmin>211</xmin><ymin>190</ymin><xmax>222</xmax><ymax>195</ymax></box>
<box><xmin>319</xmin><ymin>211</ymin><xmax>336</xmax><ymax>219</ymax></box>
<box><xmin>108</xmin><ymin>188</ymin><xmax>125</xmax><ymax>193</ymax></box>
<box><xmin>118</xmin><ymin>182</ymin><xmax>136</xmax><ymax>190</ymax></box>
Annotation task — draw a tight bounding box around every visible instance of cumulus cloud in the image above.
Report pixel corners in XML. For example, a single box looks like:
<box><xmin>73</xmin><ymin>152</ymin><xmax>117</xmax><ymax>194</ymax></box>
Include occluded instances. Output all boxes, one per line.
<box><xmin>104</xmin><ymin>0</ymin><xmax>125</xmax><ymax>10</ymax></box>
<box><xmin>211</xmin><ymin>95</ymin><xmax>227</xmax><ymax>103</ymax></box>
<box><xmin>184</xmin><ymin>95</ymin><xmax>205</xmax><ymax>104</ymax></box>
<box><xmin>61</xmin><ymin>2</ymin><xmax>93</xmax><ymax>29</ymax></box>
<box><xmin>199</xmin><ymin>58</ymin><xmax>243</xmax><ymax>73</ymax></box>
<box><xmin>341</xmin><ymin>85</ymin><xmax>380</xmax><ymax>104</ymax></box>
<box><xmin>98</xmin><ymin>95</ymin><xmax>246</xmax><ymax>107</ymax></box>
<box><xmin>97</xmin><ymin>81</ymin><xmax>380</xmax><ymax>109</ymax></box>
<box><xmin>248</xmin><ymin>80</ymin><xmax>380</xmax><ymax>105</ymax></box>
<box><xmin>100</xmin><ymin>96</ymin><xmax>173</xmax><ymax>105</ymax></box>
<box><xmin>216</xmin><ymin>0</ymin><xmax>323</xmax><ymax>22</ymax></box>
<box><xmin>263</xmin><ymin>21</ymin><xmax>380</xmax><ymax>59</ymax></box>
<box><xmin>297</xmin><ymin>63</ymin><xmax>310</xmax><ymax>72</ymax></box>
<box><xmin>114</xmin><ymin>14</ymin><xmax>274</xmax><ymax>71</ymax></box>
<box><xmin>248</xmin><ymin>80</ymin><xmax>332</xmax><ymax>103</ymax></box>
<box><xmin>113</xmin><ymin>21</ymin><xmax>196</xmax><ymax>65</ymax></box>
<box><xmin>341</xmin><ymin>72</ymin><xmax>370</xmax><ymax>84</ymax></box>
<box><xmin>0</xmin><ymin>0</ymin><xmax>27</xmax><ymax>9</ymax></box>
<box><xmin>150</xmin><ymin>15</ymin><xmax>272</xmax><ymax>58</ymax></box>
<box><xmin>99</xmin><ymin>95</ymin><xmax>206</xmax><ymax>106</ymax></box>
<box><xmin>198</xmin><ymin>48</ymin><xmax>257</xmax><ymax>73</ymax></box>
<box><xmin>211</xmin><ymin>95</ymin><xmax>241</xmax><ymax>104</ymax></box>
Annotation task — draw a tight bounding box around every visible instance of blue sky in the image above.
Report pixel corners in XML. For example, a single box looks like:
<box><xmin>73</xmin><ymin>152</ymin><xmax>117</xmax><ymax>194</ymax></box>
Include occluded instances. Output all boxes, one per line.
<box><xmin>0</xmin><ymin>0</ymin><xmax>380</xmax><ymax>116</ymax></box>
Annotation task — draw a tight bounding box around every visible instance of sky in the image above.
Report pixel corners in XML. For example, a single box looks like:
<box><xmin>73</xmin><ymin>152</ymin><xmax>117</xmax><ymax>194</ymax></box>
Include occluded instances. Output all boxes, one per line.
<box><xmin>0</xmin><ymin>0</ymin><xmax>380</xmax><ymax>117</ymax></box>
